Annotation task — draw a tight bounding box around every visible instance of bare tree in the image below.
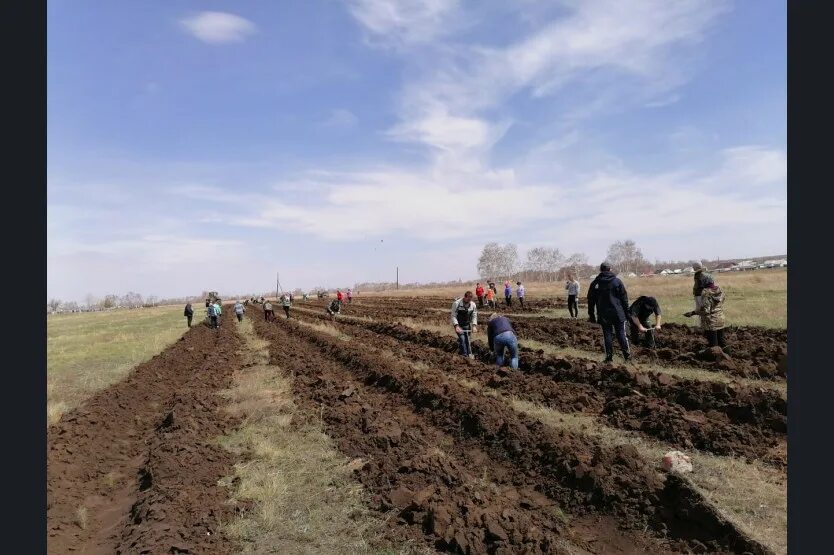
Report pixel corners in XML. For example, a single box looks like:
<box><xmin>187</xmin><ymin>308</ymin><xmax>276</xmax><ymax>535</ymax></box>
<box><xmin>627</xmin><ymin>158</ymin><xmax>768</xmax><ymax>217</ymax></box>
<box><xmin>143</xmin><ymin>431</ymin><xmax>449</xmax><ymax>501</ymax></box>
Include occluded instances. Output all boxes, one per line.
<box><xmin>524</xmin><ymin>247</ymin><xmax>563</xmax><ymax>281</ymax></box>
<box><xmin>48</xmin><ymin>298</ymin><xmax>62</xmax><ymax>312</ymax></box>
<box><xmin>564</xmin><ymin>252</ymin><xmax>589</xmax><ymax>277</ymax></box>
<box><xmin>102</xmin><ymin>294</ymin><xmax>118</xmax><ymax>308</ymax></box>
<box><xmin>477</xmin><ymin>242</ymin><xmax>504</xmax><ymax>280</ymax></box>
<box><xmin>84</xmin><ymin>293</ymin><xmax>98</xmax><ymax>310</ymax></box>
<box><xmin>606</xmin><ymin>240</ymin><xmax>647</xmax><ymax>274</ymax></box>
<box><xmin>499</xmin><ymin>243</ymin><xmax>519</xmax><ymax>280</ymax></box>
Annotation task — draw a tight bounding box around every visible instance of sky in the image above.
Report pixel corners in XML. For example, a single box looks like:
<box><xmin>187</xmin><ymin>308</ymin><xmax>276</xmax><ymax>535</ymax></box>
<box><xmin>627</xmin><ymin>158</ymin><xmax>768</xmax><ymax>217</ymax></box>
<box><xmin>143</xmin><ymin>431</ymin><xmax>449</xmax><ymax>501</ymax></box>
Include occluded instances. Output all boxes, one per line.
<box><xmin>47</xmin><ymin>0</ymin><xmax>786</xmax><ymax>302</ymax></box>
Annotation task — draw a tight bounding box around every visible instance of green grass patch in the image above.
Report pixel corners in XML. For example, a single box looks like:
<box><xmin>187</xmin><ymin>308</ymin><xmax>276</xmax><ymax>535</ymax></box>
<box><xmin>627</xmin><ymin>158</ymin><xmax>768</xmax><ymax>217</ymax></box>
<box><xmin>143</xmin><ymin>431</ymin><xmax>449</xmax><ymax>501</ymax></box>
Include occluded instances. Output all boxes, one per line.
<box><xmin>47</xmin><ymin>305</ymin><xmax>194</xmax><ymax>424</ymax></box>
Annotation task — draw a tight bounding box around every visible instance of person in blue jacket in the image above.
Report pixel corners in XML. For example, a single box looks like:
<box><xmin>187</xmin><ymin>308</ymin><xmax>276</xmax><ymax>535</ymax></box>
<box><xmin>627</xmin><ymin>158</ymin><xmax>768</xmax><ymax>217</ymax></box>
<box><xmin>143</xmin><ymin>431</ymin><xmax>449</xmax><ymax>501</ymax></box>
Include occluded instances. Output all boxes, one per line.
<box><xmin>487</xmin><ymin>313</ymin><xmax>519</xmax><ymax>369</ymax></box>
<box><xmin>587</xmin><ymin>262</ymin><xmax>632</xmax><ymax>363</ymax></box>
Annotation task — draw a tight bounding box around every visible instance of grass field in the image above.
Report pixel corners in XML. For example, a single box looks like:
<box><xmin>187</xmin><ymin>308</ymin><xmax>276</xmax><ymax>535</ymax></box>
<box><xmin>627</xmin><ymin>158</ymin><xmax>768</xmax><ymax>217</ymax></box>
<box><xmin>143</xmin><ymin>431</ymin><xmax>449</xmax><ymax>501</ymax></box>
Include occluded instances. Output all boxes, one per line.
<box><xmin>362</xmin><ymin>268</ymin><xmax>787</xmax><ymax>328</ymax></box>
<box><xmin>47</xmin><ymin>304</ymin><xmax>195</xmax><ymax>424</ymax></box>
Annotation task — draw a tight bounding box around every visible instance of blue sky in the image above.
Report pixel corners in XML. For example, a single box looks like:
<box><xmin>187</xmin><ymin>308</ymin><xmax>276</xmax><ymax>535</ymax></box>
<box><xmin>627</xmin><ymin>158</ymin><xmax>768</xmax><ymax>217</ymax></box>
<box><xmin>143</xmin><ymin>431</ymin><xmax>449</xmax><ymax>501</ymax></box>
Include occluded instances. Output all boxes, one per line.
<box><xmin>48</xmin><ymin>0</ymin><xmax>786</xmax><ymax>302</ymax></box>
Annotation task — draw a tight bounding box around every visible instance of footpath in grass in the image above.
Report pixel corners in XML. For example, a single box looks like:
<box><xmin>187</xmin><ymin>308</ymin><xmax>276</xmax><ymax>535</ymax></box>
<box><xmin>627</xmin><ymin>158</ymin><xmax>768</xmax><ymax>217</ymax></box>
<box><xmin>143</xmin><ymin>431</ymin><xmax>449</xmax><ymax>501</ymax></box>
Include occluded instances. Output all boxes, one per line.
<box><xmin>47</xmin><ymin>304</ymin><xmax>196</xmax><ymax>424</ymax></box>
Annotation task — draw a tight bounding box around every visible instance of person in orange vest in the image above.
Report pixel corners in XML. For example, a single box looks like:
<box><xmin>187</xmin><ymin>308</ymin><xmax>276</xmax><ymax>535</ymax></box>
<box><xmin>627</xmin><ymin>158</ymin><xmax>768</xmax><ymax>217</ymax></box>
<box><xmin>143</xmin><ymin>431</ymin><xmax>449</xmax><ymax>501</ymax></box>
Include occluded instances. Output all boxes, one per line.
<box><xmin>485</xmin><ymin>287</ymin><xmax>495</xmax><ymax>308</ymax></box>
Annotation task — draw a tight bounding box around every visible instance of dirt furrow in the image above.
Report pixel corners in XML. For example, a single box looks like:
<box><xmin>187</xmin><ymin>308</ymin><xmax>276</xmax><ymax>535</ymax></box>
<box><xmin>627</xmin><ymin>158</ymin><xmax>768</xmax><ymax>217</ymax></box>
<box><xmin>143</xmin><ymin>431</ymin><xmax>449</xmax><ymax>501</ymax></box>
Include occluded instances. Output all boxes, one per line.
<box><xmin>252</xmin><ymin>309</ymin><xmax>772</xmax><ymax>554</ymax></box>
<box><xmin>288</xmin><ymin>308</ymin><xmax>786</xmax><ymax>467</ymax></box>
<box><xmin>318</xmin><ymin>299</ymin><xmax>787</xmax><ymax>379</ymax></box>
<box><xmin>47</xmin><ymin>313</ymin><xmax>244</xmax><ymax>554</ymax></box>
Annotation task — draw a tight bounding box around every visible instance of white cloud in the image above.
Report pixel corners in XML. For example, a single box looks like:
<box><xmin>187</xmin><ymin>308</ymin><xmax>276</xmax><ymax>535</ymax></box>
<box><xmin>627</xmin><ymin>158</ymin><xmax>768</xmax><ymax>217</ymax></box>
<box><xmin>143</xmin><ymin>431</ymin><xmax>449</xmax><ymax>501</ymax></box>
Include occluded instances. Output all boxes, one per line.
<box><xmin>711</xmin><ymin>146</ymin><xmax>787</xmax><ymax>187</ymax></box>
<box><xmin>387</xmin><ymin>0</ymin><xmax>729</xmax><ymax>160</ymax></box>
<box><xmin>347</xmin><ymin>0</ymin><xmax>459</xmax><ymax>45</ymax></box>
<box><xmin>181</xmin><ymin>12</ymin><xmax>257</xmax><ymax>44</ymax></box>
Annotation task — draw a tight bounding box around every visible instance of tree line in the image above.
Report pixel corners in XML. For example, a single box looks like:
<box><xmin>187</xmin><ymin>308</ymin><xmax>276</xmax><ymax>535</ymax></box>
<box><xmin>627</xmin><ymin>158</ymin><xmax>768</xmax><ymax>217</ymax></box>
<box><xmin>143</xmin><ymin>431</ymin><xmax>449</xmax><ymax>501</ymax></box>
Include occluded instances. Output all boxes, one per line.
<box><xmin>476</xmin><ymin>239</ymin><xmax>653</xmax><ymax>281</ymax></box>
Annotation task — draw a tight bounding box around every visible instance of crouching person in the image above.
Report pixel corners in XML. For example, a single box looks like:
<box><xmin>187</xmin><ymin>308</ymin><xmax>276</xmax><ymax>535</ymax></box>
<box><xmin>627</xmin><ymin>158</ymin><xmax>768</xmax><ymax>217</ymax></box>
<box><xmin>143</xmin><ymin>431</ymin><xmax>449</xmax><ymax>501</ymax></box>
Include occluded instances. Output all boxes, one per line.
<box><xmin>488</xmin><ymin>313</ymin><xmax>519</xmax><ymax>369</ymax></box>
<box><xmin>326</xmin><ymin>298</ymin><xmax>341</xmax><ymax>321</ymax></box>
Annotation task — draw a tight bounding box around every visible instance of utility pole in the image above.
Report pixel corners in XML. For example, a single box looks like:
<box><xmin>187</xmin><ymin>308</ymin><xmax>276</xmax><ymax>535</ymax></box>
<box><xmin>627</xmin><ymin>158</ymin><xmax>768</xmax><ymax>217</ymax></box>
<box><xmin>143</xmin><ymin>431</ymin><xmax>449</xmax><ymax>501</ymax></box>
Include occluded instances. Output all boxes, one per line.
<box><xmin>396</xmin><ymin>266</ymin><xmax>399</xmax><ymax>290</ymax></box>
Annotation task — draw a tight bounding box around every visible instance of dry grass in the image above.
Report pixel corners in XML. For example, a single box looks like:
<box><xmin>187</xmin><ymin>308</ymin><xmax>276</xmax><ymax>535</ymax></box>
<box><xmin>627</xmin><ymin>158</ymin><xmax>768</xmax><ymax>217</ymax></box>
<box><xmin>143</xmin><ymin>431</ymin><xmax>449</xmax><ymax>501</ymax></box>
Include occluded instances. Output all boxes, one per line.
<box><xmin>47</xmin><ymin>305</ymin><xmax>193</xmax><ymax>425</ymax></box>
<box><xmin>359</xmin><ymin>269</ymin><xmax>787</xmax><ymax>328</ymax></box>
<box><xmin>445</xmin><ymin>373</ymin><xmax>786</xmax><ymax>554</ymax></box>
<box><xmin>220</xmin><ymin>318</ymin><xmax>424</xmax><ymax>554</ymax></box>
<box><xmin>383</xmin><ymin>318</ymin><xmax>786</xmax><ymax>394</ymax></box>
<box><xmin>515</xmin><ymin>399</ymin><xmax>786</xmax><ymax>555</ymax></box>
<box><xmin>74</xmin><ymin>505</ymin><xmax>88</xmax><ymax>530</ymax></box>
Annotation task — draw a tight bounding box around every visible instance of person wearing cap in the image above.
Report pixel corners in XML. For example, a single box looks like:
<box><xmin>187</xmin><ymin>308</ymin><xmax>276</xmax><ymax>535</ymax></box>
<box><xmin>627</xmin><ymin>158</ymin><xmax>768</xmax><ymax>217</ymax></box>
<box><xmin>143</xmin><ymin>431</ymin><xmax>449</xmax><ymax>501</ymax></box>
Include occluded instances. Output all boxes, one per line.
<box><xmin>685</xmin><ymin>274</ymin><xmax>728</xmax><ymax>350</ymax></box>
<box><xmin>450</xmin><ymin>291</ymin><xmax>479</xmax><ymax>359</ymax></box>
<box><xmin>487</xmin><ymin>313</ymin><xmax>519</xmax><ymax>369</ymax></box>
<box><xmin>234</xmin><ymin>299</ymin><xmax>246</xmax><ymax>322</ymax></box>
<box><xmin>587</xmin><ymin>262</ymin><xmax>632</xmax><ymax>363</ymax></box>
<box><xmin>691</xmin><ymin>263</ymin><xmax>712</xmax><ymax>326</ymax></box>
<box><xmin>516</xmin><ymin>281</ymin><xmax>526</xmax><ymax>309</ymax></box>
<box><xmin>628</xmin><ymin>296</ymin><xmax>662</xmax><ymax>348</ymax></box>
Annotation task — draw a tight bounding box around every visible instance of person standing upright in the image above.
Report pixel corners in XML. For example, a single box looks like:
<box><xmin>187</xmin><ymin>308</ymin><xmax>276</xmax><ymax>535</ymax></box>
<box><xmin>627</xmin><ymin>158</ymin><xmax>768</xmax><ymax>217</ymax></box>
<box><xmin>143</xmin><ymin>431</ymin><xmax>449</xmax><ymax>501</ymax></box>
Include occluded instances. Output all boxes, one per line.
<box><xmin>587</xmin><ymin>262</ymin><xmax>631</xmax><ymax>363</ymax></box>
<box><xmin>475</xmin><ymin>283</ymin><xmax>485</xmax><ymax>307</ymax></box>
<box><xmin>281</xmin><ymin>293</ymin><xmax>292</xmax><ymax>319</ymax></box>
<box><xmin>516</xmin><ymin>281</ymin><xmax>526</xmax><ymax>309</ymax></box>
<box><xmin>504</xmin><ymin>281</ymin><xmax>512</xmax><ymax>307</ymax></box>
<box><xmin>565</xmin><ymin>274</ymin><xmax>580</xmax><ymax>319</ymax></box>
<box><xmin>263</xmin><ymin>300</ymin><xmax>274</xmax><ymax>322</ymax></box>
<box><xmin>213</xmin><ymin>300</ymin><xmax>222</xmax><ymax>327</ymax></box>
<box><xmin>485</xmin><ymin>287</ymin><xmax>495</xmax><ymax>308</ymax></box>
<box><xmin>207</xmin><ymin>302</ymin><xmax>218</xmax><ymax>329</ymax></box>
<box><xmin>234</xmin><ymin>299</ymin><xmax>246</xmax><ymax>322</ymax></box>
<box><xmin>184</xmin><ymin>302</ymin><xmax>194</xmax><ymax>328</ymax></box>
<box><xmin>691</xmin><ymin>263</ymin><xmax>712</xmax><ymax>327</ymax></box>
<box><xmin>336</xmin><ymin>289</ymin><xmax>344</xmax><ymax>306</ymax></box>
<box><xmin>685</xmin><ymin>274</ymin><xmax>728</xmax><ymax>351</ymax></box>
<box><xmin>347</xmin><ymin>289</ymin><xmax>353</xmax><ymax>303</ymax></box>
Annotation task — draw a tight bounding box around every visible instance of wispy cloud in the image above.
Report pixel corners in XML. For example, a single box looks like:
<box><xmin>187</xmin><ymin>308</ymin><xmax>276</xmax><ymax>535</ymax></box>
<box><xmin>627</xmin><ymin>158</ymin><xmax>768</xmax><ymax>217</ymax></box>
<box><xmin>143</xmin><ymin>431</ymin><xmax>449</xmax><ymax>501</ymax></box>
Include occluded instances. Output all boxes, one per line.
<box><xmin>386</xmin><ymin>0</ymin><xmax>729</xmax><ymax>159</ymax></box>
<box><xmin>180</xmin><ymin>12</ymin><xmax>257</xmax><ymax>44</ymax></box>
<box><xmin>347</xmin><ymin>0</ymin><xmax>459</xmax><ymax>46</ymax></box>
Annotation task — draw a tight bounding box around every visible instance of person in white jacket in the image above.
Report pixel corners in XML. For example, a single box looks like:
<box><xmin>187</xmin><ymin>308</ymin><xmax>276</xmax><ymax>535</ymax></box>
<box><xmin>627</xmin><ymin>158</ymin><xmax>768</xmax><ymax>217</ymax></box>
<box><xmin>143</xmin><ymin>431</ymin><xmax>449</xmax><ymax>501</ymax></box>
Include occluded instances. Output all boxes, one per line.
<box><xmin>450</xmin><ymin>291</ymin><xmax>478</xmax><ymax>359</ymax></box>
<box><xmin>565</xmin><ymin>275</ymin><xmax>580</xmax><ymax>318</ymax></box>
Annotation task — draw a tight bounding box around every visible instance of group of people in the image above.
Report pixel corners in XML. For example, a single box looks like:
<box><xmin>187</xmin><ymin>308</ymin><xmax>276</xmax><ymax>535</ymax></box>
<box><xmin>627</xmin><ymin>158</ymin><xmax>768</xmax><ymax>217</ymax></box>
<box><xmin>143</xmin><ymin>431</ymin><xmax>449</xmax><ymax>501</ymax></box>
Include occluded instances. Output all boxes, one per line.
<box><xmin>474</xmin><ymin>281</ymin><xmax>526</xmax><ymax>309</ymax></box>
<box><xmin>453</xmin><ymin>260</ymin><xmax>727</xmax><ymax>368</ymax></box>
<box><xmin>587</xmin><ymin>261</ymin><xmax>725</xmax><ymax>363</ymax></box>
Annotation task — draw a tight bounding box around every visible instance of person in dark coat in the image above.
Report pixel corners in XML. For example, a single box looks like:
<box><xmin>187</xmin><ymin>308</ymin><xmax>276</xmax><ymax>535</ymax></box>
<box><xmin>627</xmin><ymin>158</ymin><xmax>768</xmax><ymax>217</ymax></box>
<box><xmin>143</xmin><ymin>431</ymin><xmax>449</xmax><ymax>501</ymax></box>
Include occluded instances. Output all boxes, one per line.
<box><xmin>587</xmin><ymin>262</ymin><xmax>632</xmax><ymax>363</ymax></box>
<box><xmin>487</xmin><ymin>314</ymin><xmax>519</xmax><ymax>369</ymax></box>
<box><xmin>628</xmin><ymin>296</ymin><xmax>662</xmax><ymax>348</ymax></box>
<box><xmin>184</xmin><ymin>303</ymin><xmax>194</xmax><ymax>328</ymax></box>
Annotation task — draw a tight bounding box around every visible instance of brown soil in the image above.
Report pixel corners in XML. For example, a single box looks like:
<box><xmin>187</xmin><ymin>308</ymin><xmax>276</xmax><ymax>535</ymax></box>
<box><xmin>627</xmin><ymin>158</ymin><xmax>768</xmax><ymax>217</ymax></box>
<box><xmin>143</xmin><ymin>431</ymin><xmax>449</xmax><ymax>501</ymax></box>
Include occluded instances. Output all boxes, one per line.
<box><xmin>312</xmin><ymin>298</ymin><xmax>787</xmax><ymax>380</ymax></box>
<box><xmin>291</xmin><ymin>308</ymin><xmax>786</xmax><ymax>467</ymax></box>
<box><xmin>250</xmin><ymin>306</ymin><xmax>772</xmax><ymax>554</ymax></box>
<box><xmin>47</xmin><ymin>313</ymin><xmax>245</xmax><ymax>554</ymax></box>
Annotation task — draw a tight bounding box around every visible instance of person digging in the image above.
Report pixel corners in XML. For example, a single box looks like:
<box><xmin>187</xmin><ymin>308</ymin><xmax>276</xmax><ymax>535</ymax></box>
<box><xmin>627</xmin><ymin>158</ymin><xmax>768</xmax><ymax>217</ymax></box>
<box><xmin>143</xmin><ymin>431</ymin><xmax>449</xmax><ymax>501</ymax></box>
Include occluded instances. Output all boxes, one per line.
<box><xmin>685</xmin><ymin>274</ymin><xmax>729</xmax><ymax>353</ymax></box>
<box><xmin>628</xmin><ymin>296</ymin><xmax>662</xmax><ymax>349</ymax></box>
<box><xmin>450</xmin><ymin>291</ymin><xmax>478</xmax><ymax>359</ymax></box>
<box><xmin>326</xmin><ymin>298</ymin><xmax>341</xmax><ymax>321</ymax></box>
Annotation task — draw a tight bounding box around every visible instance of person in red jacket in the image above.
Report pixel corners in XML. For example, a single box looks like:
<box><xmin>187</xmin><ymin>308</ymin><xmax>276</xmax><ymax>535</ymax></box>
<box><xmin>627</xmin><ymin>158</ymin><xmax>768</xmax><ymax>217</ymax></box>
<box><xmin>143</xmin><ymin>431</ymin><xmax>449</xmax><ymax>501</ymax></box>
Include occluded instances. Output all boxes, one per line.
<box><xmin>475</xmin><ymin>283</ymin><xmax>485</xmax><ymax>307</ymax></box>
